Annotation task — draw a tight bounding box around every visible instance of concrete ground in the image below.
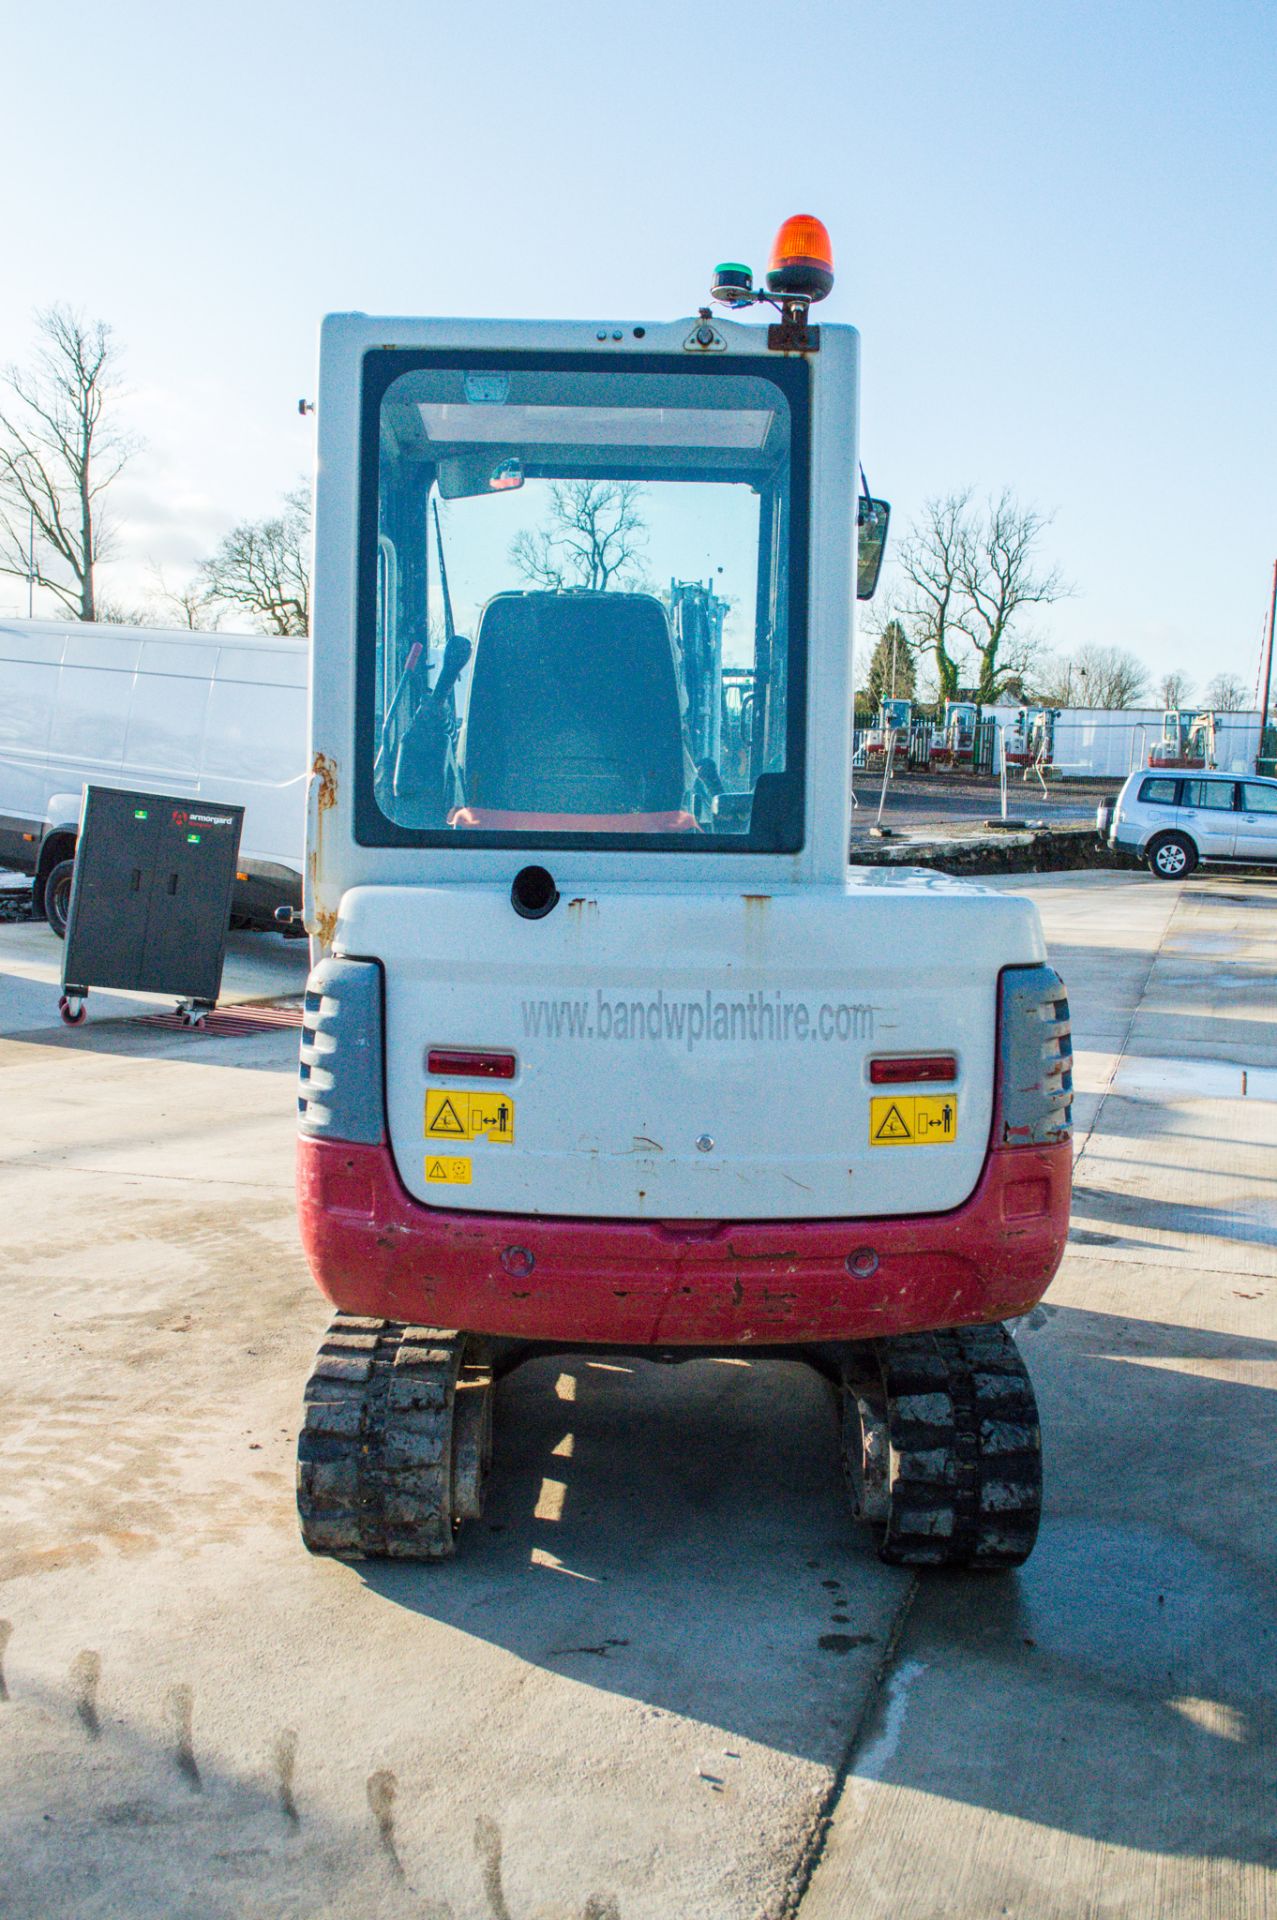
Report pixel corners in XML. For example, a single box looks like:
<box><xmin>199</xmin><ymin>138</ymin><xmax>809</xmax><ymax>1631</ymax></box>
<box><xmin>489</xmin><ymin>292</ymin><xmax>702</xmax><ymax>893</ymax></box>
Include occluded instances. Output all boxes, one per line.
<box><xmin>0</xmin><ymin>876</ymin><xmax>1273</xmax><ymax>1918</ymax></box>
<box><xmin>800</xmin><ymin>873</ymin><xmax>1277</xmax><ymax>1919</ymax></box>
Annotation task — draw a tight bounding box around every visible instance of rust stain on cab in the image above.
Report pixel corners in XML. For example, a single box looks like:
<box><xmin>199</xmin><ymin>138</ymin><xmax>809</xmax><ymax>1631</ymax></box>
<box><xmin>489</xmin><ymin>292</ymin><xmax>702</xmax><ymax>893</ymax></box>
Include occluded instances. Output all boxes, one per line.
<box><xmin>311</xmin><ymin>753</ymin><xmax>339</xmax><ymax>810</ymax></box>
<box><xmin>308</xmin><ymin>754</ymin><xmax>340</xmax><ymax>947</ymax></box>
<box><xmin>743</xmin><ymin>894</ymin><xmax>771</xmax><ymax>960</ymax></box>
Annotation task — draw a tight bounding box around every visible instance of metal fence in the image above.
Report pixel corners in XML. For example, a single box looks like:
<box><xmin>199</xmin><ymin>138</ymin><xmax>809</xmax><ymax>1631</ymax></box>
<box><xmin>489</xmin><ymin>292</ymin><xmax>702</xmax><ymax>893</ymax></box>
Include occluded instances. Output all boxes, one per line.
<box><xmin>853</xmin><ymin>709</ymin><xmax>1267</xmax><ymax>781</ymax></box>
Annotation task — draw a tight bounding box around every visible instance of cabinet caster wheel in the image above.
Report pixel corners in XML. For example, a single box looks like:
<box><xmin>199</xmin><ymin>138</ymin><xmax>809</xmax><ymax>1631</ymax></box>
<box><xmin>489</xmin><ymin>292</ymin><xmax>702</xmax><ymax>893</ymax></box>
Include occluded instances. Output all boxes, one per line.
<box><xmin>58</xmin><ymin>994</ymin><xmax>87</xmax><ymax>1027</ymax></box>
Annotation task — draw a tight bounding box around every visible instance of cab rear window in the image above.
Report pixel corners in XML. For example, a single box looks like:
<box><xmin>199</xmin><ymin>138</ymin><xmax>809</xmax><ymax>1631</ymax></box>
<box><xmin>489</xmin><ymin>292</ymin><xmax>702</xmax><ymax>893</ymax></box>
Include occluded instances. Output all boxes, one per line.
<box><xmin>357</xmin><ymin>353</ymin><xmax>810</xmax><ymax>854</ymax></box>
<box><xmin>1138</xmin><ymin>777</ymin><xmax>1179</xmax><ymax>805</ymax></box>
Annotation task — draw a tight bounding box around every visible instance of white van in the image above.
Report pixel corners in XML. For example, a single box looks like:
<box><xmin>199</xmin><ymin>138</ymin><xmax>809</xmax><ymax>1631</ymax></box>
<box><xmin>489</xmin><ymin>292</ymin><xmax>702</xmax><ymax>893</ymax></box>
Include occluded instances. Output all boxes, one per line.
<box><xmin>0</xmin><ymin>618</ymin><xmax>306</xmax><ymax>932</ymax></box>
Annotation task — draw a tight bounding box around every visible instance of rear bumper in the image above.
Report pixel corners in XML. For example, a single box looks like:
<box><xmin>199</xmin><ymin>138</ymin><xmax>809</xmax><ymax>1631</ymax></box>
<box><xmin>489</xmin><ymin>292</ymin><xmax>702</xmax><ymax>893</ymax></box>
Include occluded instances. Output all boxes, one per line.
<box><xmin>297</xmin><ymin>1135</ymin><xmax>1071</xmax><ymax>1346</ymax></box>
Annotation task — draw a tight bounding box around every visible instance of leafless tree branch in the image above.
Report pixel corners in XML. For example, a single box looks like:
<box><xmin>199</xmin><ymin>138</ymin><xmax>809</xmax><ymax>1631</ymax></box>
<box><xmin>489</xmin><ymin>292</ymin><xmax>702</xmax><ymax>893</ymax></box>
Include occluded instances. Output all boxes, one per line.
<box><xmin>1033</xmin><ymin>642</ymin><xmax>1148</xmax><ymax>709</ymax></box>
<box><xmin>197</xmin><ymin>484</ymin><xmax>311</xmax><ymax>635</ymax></box>
<box><xmin>956</xmin><ymin>491</ymin><xmax>1068</xmax><ymax>702</ymax></box>
<box><xmin>509</xmin><ymin>480</ymin><xmax>648</xmax><ymax>593</ymax></box>
<box><xmin>1203</xmin><ymin>672</ymin><xmax>1248</xmax><ymax>712</ymax></box>
<box><xmin>895</xmin><ymin>490</ymin><xmax>973</xmax><ymax>703</ymax></box>
<box><xmin>1157</xmin><ymin>670</ymin><xmax>1194</xmax><ymax>708</ymax></box>
<box><xmin>0</xmin><ymin>306</ymin><xmax>139</xmax><ymax>620</ymax></box>
<box><xmin>146</xmin><ymin>563</ymin><xmax>219</xmax><ymax>630</ymax></box>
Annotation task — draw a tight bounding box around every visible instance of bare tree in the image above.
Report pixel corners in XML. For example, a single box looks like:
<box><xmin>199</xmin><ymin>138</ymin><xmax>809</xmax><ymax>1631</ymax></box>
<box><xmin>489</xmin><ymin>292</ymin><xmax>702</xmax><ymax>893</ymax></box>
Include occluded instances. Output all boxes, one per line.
<box><xmin>1203</xmin><ymin>671</ymin><xmax>1248</xmax><ymax>712</ymax></box>
<box><xmin>199</xmin><ymin>485</ymin><xmax>310</xmax><ymax>635</ymax></box>
<box><xmin>0</xmin><ymin>306</ymin><xmax>138</xmax><ymax>620</ymax></box>
<box><xmin>1032</xmin><ymin>644</ymin><xmax>1149</xmax><ymax>708</ymax></box>
<box><xmin>510</xmin><ymin>481</ymin><xmax>647</xmax><ymax>592</ymax></box>
<box><xmin>1027</xmin><ymin>654</ymin><xmax>1073</xmax><ymax>705</ymax></box>
<box><xmin>147</xmin><ymin>565</ymin><xmax>218</xmax><ymax>631</ymax></box>
<box><xmin>94</xmin><ymin>595</ymin><xmax>159</xmax><ymax>627</ymax></box>
<box><xmin>1157</xmin><ymin>670</ymin><xmax>1193</xmax><ymax>708</ymax></box>
<box><xmin>897</xmin><ymin>491</ymin><xmax>970</xmax><ymax>703</ymax></box>
<box><xmin>957</xmin><ymin>492</ymin><xmax>1067</xmax><ymax>704</ymax></box>
<box><xmin>1065</xmin><ymin>643</ymin><xmax>1149</xmax><ymax>709</ymax></box>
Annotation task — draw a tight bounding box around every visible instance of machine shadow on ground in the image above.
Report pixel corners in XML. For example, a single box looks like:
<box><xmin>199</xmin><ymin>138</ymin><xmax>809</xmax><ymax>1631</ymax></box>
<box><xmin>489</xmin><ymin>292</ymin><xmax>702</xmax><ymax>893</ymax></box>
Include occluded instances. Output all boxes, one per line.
<box><xmin>355</xmin><ymin>1305</ymin><xmax>1277</xmax><ymax>1868</ymax></box>
<box><xmin>1071</xmin><ymin>1163</ymin><xmax>1277</xmax><ymax>1249</ymax></box>
<box><xmin>360</xmin><ymin>1351</ymin><xmax>904</xmax><ymax>1764</ymax></box>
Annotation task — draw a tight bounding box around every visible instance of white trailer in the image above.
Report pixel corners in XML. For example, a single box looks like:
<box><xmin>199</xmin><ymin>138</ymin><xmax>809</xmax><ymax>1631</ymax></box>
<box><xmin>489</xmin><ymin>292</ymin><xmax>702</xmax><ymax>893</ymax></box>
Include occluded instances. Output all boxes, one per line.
<box><xmin>0</xmin><ymin>618</ymin><xmax>306</xmax><ymax>931</ymax></box>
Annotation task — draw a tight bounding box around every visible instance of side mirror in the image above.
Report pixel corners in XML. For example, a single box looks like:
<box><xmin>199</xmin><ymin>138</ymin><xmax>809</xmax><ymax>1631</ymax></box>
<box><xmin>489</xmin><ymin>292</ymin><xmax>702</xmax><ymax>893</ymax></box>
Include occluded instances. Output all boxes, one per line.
<box><xmin>857</xmin><ymin>497</ymin><xmax>890</xmax><ymax>600</ymax></box>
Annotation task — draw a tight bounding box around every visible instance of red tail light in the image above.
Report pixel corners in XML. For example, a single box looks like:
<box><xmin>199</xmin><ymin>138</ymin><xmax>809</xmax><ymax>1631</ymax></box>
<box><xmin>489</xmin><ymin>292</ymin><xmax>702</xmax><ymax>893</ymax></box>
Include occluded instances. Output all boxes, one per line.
<box><xmin>869</xmin><ymin>1055</ymin><xmax>958</xmax><ymax>1085</ymax></box>
<box><xmin>428</xmin><ymin>1048</ymin><xmax>516</xmax><ymax>1079</ymax></box>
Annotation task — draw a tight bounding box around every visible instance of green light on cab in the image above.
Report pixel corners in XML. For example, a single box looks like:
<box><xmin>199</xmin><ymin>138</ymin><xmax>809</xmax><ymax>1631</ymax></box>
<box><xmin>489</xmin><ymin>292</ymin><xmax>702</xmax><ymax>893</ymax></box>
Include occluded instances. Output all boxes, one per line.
<box><xmin>186</xmin><ymin>832</ymin><xmax>201</xmax><ymax>844</ymax></box>
<box><xmin>133</xmin><ymin>808</ymin><xmax>148</xmax><ymax>819</ymax></box>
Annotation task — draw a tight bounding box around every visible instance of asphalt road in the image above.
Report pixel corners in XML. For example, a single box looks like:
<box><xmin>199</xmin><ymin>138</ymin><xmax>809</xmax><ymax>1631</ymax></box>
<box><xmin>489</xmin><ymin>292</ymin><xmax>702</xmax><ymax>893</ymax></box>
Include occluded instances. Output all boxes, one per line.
<box><xmin>850</xmin><ymin>772</ymin><xmax>1105</xmax><ymax>838</ymax></box>
<box><xmin>0</xmin><ymin>874</ymin><xmax>1273</xmax><ymax>1918</ymax></box>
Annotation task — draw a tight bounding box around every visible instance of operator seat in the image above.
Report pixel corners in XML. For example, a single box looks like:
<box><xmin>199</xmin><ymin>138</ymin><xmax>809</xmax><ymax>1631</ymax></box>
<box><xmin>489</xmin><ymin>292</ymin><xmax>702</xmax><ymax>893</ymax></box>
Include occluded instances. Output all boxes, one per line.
<box><xmin>456</xmin><ymin>591</ymin><xmax>693</xmax><ymax>828</ymax></box>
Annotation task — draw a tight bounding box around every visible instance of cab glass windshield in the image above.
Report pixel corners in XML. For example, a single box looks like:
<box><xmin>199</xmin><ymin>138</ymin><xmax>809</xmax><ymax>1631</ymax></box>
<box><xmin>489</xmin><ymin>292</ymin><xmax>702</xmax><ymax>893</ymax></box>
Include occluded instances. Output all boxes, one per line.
<box><xmin>358</xmin><ymin>355</ymin><xmax>807</xmax><ymax>851</ymax></box>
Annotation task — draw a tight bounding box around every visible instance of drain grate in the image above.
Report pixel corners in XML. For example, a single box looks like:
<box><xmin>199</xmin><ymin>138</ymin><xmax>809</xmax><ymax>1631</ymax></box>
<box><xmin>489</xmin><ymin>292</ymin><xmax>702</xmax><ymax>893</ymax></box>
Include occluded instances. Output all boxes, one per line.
<box><xmin>139</xmin><ymin>1002</ymin><xmax>304</xmax><ymax>1037</ymax></box>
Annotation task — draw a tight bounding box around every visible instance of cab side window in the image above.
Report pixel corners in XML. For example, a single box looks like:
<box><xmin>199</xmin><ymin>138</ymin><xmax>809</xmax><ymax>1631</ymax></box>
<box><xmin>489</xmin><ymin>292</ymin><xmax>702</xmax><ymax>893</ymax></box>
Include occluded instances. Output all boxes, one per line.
<box><xmin>1240</xmin><ymin>782</ymin><xmax>1277</xmax><ymax>814</ymax></box>
<box><xmin>1138</xmin><ymin>777</ymin><xmax>1179</xmax><ymax>805</ymax></box>
<box><xmin>1182</xmin><ymin>779</ymin><xmax>1236</xmax><ymax>810</ymax></box>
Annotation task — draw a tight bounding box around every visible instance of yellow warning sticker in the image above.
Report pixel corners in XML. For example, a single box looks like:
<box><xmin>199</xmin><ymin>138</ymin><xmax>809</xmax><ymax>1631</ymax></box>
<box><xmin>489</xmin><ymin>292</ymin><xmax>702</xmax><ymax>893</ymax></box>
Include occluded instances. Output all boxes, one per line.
<box><xmin>425</xmin><ymin>1089</ymin><xmax>515</xmax><ymax>1144</ymax></box>
<box><xmin>470</xmin><ymin>1093</ymin><xmax>515</xmax><ymax>1144</ymax></box>
<box><xmin>871</xmin><ymin>1099</ymin><xmax>914</xmax><ymax>1144</ymax></box>
<box><xmin>426</xmin><ymin>1155</ymin><xmax>471</xmax><ymax>1185</ymax></box>
<box><xmin>913</xmin><ymin>1095</ymin><xmax>958</xmax><ymax>1142</ymax></box>
<box><xmin>869</xmin><ymin>1094</ymin><xmax>958</xmax><ymax>1146</ymax></box>
<box><xmin>425</xmin><ymin>1091</ymin><xmax>469</xmax><ymax>1138</ymax></box>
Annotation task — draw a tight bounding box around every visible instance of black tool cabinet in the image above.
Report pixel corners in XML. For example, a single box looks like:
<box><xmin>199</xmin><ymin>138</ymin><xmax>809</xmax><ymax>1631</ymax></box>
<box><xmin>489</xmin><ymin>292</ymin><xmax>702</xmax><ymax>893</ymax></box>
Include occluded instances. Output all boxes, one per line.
<box><xmin>61</xmin><ymin>787</ymin><xmax>245</xmax><ymax>1018</ymax></box>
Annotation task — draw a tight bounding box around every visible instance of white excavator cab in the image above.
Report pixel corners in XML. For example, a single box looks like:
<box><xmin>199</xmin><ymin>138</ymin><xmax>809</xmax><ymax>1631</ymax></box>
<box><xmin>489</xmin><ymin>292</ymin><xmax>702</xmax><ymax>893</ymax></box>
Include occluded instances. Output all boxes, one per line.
<box><xmin>310</xmin><ymin>318</ymin><xmax>851</xmax><ymax>899</ymax></box>
<box><xmin>296</xmin><ymin>219</ymin><xmax>1072</xmax><ymax>1570</ymax></box>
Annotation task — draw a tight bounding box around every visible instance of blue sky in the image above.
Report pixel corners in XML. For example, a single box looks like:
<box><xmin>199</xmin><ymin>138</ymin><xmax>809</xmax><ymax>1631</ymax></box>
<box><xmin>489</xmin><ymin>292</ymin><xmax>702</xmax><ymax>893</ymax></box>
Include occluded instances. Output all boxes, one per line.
<box><xmin>2</xmin><ymin>0</ymin><xmax>1274</xmax><ymax>697</ymax></box>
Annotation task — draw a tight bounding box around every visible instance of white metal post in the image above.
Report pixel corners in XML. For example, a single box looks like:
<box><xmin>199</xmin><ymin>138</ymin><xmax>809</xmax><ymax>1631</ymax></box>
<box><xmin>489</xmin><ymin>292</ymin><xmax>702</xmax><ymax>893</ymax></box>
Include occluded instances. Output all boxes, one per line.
<box><xmin>875</xmin><ymin>730</ymin><xmax>896</xmax><ymax>830</ymax></box>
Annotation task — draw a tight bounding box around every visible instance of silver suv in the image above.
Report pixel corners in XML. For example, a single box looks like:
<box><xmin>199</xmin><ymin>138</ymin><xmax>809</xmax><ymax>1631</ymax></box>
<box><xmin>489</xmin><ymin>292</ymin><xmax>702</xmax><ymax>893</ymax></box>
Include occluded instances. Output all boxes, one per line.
<box><xmin>1102</xmin><ymin>769</ymin><xmax>1277</xmax><ymax>878</ymax></box>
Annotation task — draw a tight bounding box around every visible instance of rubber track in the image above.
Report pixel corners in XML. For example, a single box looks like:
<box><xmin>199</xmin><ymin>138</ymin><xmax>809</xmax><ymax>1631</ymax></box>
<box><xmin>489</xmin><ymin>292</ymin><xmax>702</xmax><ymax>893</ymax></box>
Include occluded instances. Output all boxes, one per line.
<box><xmin>862</xmin><ymin>1322</ymin><xmax>1042</xmax><ymax>1568</ymax></box>
<box><xmin>297</xmin><ymin>1316</ymin><xmax>464</xmax><ymax>1561</ymax></box>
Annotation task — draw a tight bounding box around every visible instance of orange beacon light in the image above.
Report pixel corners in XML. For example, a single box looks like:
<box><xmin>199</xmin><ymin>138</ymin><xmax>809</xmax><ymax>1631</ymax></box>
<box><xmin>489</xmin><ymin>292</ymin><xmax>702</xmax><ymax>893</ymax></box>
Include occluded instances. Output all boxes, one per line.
<box><xmin>765</xmin><ymin>215</ymin><xmax>835</xmax><ymax>302</ymax></box>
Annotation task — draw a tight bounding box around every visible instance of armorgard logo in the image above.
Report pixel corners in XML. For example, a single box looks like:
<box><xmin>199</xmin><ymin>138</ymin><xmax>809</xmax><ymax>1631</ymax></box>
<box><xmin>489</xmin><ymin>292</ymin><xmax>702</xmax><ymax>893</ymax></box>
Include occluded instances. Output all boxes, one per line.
<box><xmin>171</xmin><ymin>808</ymin><xmax>234</xmax><ymax>828</ymax></box>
